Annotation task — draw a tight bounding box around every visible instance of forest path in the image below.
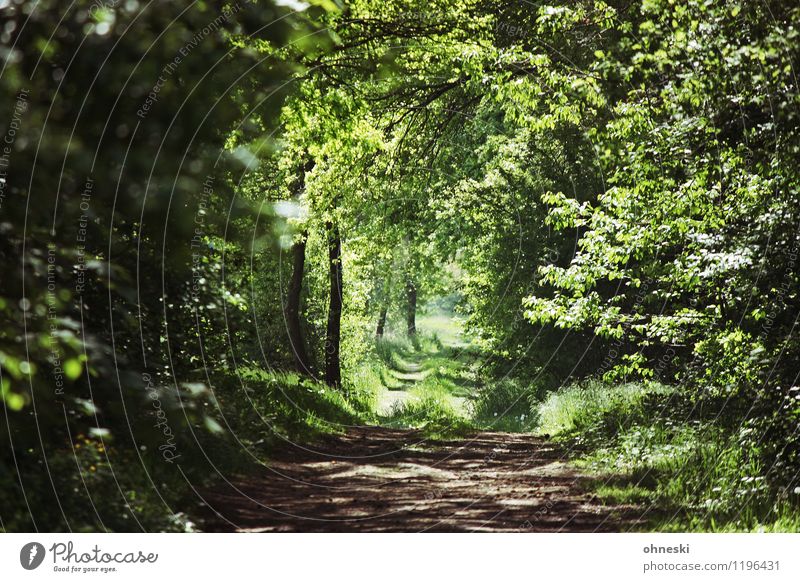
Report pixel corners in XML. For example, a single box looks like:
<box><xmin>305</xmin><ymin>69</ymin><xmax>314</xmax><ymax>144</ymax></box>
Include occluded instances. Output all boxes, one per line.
<box><xmin>375</xmin><ymin>314</ymin><xmax>475</xmax><ymax>416</ymax></box>
<box><xmin>199</xmin><ymin>425</ymin><xmax>642</xmax><ymax>532</ymax></box>
<box><xmin>200</xmin><ymin>315</ymin><xmax>641</xmax><ymax>532</ymax></box>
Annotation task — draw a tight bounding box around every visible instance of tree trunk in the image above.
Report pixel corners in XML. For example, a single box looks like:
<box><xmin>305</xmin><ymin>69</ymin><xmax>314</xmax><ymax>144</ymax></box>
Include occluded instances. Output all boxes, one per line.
<box><xmin>285</xmin><ymin>231</ymin><xmax>312</xmax><ymax>375</ymax></box>
<box><xmin>284</xmin><ymin>158</ymin><xmax>315</xmax><ymax>376</ymax></box>
<box><xmin>406</xmin><ymin>278</ymin><xmax>417</xmax><ymax>336</ymax></box>
<box><xmin>375</xmin><ymin>304</ymin><xmax>388</xmax><ymax>338</ymax></box>
<box><xmin>375</xmin><ymin>273</ymin><xmax>391</xmax><ymax>338</ymax></box>
<box><xmin>325</xmin><ymin>222</ymin><xmax>343</xmax><ymax>388</ymax></box>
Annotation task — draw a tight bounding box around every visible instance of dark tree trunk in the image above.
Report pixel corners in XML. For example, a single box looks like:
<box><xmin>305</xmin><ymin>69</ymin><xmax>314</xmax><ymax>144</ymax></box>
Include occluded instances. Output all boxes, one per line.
<box><xmin>284</xmin><ymin>158</ymin><xmax>315</xmax><ymax>376</ymax></box>
<box><xmin>285</xmin><ymin>231</ymin><xmax>312</xmax><ymax>375</ymax></box>
<box><xmin>325</xmin><ymin>222</ymin><xmax>343</xmax><ymax>388</ymax></box>
<box><xmin>375</xmin><ymin>304</ymin><xmax>388</xmax><ymax>338</ymax></box>
<box><xmin>406</xmin><ymin>278</ymin><xmax>417</xmax><ymax>336</ymax></box>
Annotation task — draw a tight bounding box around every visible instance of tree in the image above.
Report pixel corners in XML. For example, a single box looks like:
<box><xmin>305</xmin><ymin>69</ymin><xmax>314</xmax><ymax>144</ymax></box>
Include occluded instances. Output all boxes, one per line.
<box><xmin>0</xmin><ymin>0</ymin><xmax>331</xmax><ymax>530</ymax></box>
<box><xmin>285</xmin><ymin>160</ymin><xmax>316</xmax><ymax>375</ymax></box>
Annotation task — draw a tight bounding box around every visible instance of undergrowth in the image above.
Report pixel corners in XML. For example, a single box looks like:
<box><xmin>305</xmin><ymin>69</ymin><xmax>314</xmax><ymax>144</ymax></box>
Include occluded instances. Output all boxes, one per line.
<box><xmin>0</xmin><ymin>366</ymin><xmax>377</xmax><ymax>532</ymax></box>
<box><xmin>533</xmin><ymin>380</ymin><xmax>800</xmax><ymax>532</ymax></box>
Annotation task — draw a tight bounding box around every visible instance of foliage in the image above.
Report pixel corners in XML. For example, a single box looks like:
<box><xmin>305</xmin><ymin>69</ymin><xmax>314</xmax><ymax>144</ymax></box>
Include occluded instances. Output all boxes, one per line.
<box><xmin>4</xmin><ymin>0</ymin><xmax>800</xmax><ymax>532</ymax></box>
<box><xmin>0</xmin><ymin>0</ymin><xmax>335</xmax><ymax>531</ymax></box>
<box><xmin>538</xmin><ymin>381</ymin><xmax>800</xmax><ymax>531</ymax></box>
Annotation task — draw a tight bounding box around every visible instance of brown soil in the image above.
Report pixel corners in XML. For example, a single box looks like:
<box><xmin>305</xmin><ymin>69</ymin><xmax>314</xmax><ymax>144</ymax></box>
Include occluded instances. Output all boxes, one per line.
<box><xmin>198</xmin><ymin>426</ymin><xmax>644</xmax><ymax>532</ymax></box>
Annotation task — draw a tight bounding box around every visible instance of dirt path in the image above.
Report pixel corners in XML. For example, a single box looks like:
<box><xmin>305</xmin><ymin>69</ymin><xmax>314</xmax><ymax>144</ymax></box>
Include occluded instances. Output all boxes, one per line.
<box><xmin>199</xmin><ymin>426</ymin><xmax>643</xmax><ymax>532</ymax></box>
<box><xmin>200</xmin><ymin>318</ymin><xmax>642</xmax><ymax>532</ymax></box>
<box><xmin>375</xmin><ymin>361</ymin><xmax>426</xmax><ymax>415</ymax></box>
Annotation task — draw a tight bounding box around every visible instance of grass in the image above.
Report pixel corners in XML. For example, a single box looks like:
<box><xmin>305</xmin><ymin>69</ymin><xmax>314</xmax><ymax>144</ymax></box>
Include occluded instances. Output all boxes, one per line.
<box><xmin>535</xmin><ymin>381</ymin><xmax>673</xmax><ymax>437</ymax></box>
<box><xmin>217</xmin><ymin>367</ymin><xmax>375</xmax><ymax>445</ymax></box>
<box><xmin>355</xmin><ymin>314</ymin><xmax>479</xmax><ymax>439</ymax></box>
<box><xmin>374</xmin><ymin>334</ymin><xmax>475</xmax><ymax>438</ymax></box>
<box><xmin>381</xmin><ymin>384</ymin><xmax>474</xmax><ymax>439</ymax></box>
<box><xmin>470</xmin><ymin>377</ymin><xmax>543</xmax><ymax>432</ymax></box>
<box><xmin>206</xmin><ymin>312</ymin><xmax>478</xmax><ymax>451</ymax></box>
<box><xmin>532</xmin><ymin>380</ymin><xmax>800</xmax><ymax>532</ymax></box>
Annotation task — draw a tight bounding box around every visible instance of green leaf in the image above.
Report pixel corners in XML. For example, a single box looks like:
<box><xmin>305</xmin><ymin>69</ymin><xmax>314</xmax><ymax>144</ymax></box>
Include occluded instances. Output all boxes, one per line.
<box><xmin>1</xmin><ymin>378</ymin><xmax>25</xmax><ymax>411</ymax></box>
<box><xmin>64</xmin><ymin>358</ymin><xmax>83</xmax><ymax>381</ymax></box>
<box><xmin>204</xmin><ymin>417</ymin><xmax>224</xmax><ymax>434</ymax></box>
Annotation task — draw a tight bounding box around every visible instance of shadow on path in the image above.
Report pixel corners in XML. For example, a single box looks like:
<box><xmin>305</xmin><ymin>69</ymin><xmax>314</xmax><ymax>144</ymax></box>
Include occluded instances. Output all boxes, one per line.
<box><xmin>198</xmin><ymin>426</ymin><xmax>645</xmax><ymax>532</ymax></box>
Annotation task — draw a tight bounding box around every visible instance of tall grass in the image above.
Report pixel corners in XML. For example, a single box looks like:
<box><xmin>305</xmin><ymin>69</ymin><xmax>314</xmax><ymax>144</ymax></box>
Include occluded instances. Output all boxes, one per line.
<box><xmin>226</xmin><ymin>367</ymin><xmax>373</xmax><ymax>440</ymax></box>
<box><xmin>536</xmin><ymin>381</ymin><xmax>672</xmax><ymax>436</ymax></box>
<box><xmin>534</xmin><ymin>380</ymin><xmax>800</xmax><ymax>532</ymax></box>
<box><xmin>381</xmin><ymin>383</ymin><xmax>473</xmax><ymax>439</ymax></box>
<box><xmin>470</xmin><ymin>378</ymin><xmax>541</xmax><ymax>432</ymax></box>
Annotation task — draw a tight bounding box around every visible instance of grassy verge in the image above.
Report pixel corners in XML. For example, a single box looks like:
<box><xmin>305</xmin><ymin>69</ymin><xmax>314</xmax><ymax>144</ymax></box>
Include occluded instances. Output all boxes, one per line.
<box><xmin>470</xmin><ymin>377</ymin><xmax>542</xmax><ymax>432</ymax></box>
<box><xmin>534</xmin><ymin>380</ymin><xmax>800</xmax><ymax>532</ymax></box>
<box><xmin>0</xmin><ymin>367</ymin><xmax>376</xmax><ymax>532</ymax></box>
<box><xmin>227</xmin><ymin>367</ymin><xmax>375</xmax><ymax>441</ymax></box>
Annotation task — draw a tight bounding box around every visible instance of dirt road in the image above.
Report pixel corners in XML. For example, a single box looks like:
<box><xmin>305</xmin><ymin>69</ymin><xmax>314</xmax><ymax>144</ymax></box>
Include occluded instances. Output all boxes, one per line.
<box><xmin>199</xmin><ymin>426</ymin><xmax>642</xmax><ymax>532</ymax></box>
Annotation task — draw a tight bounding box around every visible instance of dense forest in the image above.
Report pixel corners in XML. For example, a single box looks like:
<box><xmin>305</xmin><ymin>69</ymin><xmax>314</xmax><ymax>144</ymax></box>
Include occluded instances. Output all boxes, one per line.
<box><xmin>1</xmin><ymin>0</ymin><xmax>799</xmax><ymax>532</ymax></box>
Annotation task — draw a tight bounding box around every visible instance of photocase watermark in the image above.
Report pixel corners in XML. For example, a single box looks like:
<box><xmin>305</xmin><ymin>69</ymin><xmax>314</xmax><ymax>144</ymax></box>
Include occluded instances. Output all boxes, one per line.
<box><xmin>20</xmin><ymin>542</ymin><xmax>46</xmax><ymax>570</ymax></box>
<box><xmin>520</xmin><ymin>497</ymin><xmax>555</xmax><ymax>530</ymax></box>
<box><xmin>509</xmin><ymin>247</ymin><xmax>560</xmax><ymax>335</ymax></box>
<box><xmin>20</xmin><ymin>540</ymin><xmax>158</xmax><ymax>574</ymax></box>
<box><xmin>757</xmin><ymin>242</ymin><xmax>799</xmax><ymax>344</ymax></box>
<box><xmin>394</xmin><ymin>10</ymin><xmax>444</xmax><ymax>23</ymax></box>
<box><xmin>51</xmin><ymin>541</ymin><xmax>158</xmax><ymax>565</ymax></box>
<box><xmin>495</xmin><ymin>20</ymin><xmax>529</xmax><ymax>39</ymax></box>
<box><xmin>190</xmin><ymin>175</ymin><xmax>214</xmax><ymax>304</ymax></box>
<box><xmin>143</xmin><ymin>372</ymin><xmax>181</xmax><ymax>463</ymax></box>
<box><xmin>87</xmin><ymin>0</ymin><xmax>124</xmax><ymax>20</ymax></box>
<box><xmin>423</xmin><ymin>488</ymin><xmax>445</xmax><ymax>502</ymax></box>
<box><xmin>516</xmin><ymin>445</ymin><xmax>581</xmax><ymax>531</ymax></box>
<box><xmin>136</xmin><ymin>2</ymin><xmax>249</xmax><ymax>120</ymax></box>
<box><xmin>0</xmin><ymin>88</ymin><xmax>30</xmax><ymax>212</ymax></box>
<box><xmin>422</xmin><ymin>446</ymin><xmax>502</xmax><ymax>502</ymax></box>
<box><xmin>594</xmin><ymin>277</ymin><xmax>656</xmax><ymax>381</ymax></box>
